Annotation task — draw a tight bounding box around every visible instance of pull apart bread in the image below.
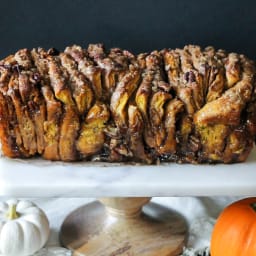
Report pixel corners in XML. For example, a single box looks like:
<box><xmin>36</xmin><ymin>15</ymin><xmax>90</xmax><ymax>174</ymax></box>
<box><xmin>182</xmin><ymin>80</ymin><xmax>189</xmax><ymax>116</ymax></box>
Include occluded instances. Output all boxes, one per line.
<box><xmin>0</xmin><ymin>44</ymin><xmax>256</xmax><ymax>163</ymax></box>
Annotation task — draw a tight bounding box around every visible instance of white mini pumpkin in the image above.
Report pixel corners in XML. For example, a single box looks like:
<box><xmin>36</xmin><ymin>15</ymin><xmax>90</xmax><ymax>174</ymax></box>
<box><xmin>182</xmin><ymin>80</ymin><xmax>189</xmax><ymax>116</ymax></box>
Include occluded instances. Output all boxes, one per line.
<box><xmin>0</xmin><ymin>199</ymin><xmax>50</xmax><ymax>256</ymax></box>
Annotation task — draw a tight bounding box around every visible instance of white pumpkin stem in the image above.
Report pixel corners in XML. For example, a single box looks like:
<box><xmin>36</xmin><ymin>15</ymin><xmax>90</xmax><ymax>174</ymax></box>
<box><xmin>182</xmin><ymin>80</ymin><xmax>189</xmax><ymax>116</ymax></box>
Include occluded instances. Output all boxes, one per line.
<box><xmin>7</xmin><ymin>204</ymin><xmax>20</xmax><ymax>220</ymax></box>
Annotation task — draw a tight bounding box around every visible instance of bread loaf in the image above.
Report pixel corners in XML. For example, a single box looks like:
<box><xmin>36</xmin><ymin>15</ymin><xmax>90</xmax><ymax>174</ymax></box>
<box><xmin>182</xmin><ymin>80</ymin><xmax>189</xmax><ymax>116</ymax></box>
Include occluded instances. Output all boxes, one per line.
<box><xmin>0</xmin><ymin>44</ymin><xmax>255</xmax><ymax>163</ymax></box>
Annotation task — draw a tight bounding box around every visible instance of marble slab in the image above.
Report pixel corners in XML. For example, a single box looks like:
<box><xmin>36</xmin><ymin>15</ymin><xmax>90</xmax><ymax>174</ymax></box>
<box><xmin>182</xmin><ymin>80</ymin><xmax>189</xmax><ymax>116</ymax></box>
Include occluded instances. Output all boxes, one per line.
<box><xmin>0</xmin><ymin>148</ymin><xmax>256</xmax><ymax>197</ymax></box>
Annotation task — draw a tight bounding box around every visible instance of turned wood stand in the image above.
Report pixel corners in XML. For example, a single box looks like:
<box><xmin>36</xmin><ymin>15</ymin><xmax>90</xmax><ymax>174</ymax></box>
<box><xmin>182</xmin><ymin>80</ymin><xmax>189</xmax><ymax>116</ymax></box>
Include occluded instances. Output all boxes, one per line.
<box><xmin>60</xmin><ymin>197</ymin><xmax>187</xmax><ymax>256</ymax></box>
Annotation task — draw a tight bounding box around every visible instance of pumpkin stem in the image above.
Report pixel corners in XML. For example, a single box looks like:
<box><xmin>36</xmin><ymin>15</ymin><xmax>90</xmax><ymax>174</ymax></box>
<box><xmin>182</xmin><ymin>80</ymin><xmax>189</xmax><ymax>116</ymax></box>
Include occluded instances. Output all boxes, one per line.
<box><xmin>251</xmin><ymin>202</ymin><xmax>256</xmax><ymax>211</ymax></box>
<box><xmin>6</xmin><ymin>204</ymin><xmax>20</xmax><ymax>220</ymax></box>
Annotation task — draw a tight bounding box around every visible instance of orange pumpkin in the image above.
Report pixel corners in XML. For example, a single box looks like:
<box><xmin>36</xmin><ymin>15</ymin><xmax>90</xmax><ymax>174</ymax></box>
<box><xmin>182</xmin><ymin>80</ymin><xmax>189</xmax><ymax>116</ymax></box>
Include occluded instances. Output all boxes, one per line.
<box><xmin>210</xmin><ymin>197</ymin><xmax>256</xmax><ymax>256</ymax></box>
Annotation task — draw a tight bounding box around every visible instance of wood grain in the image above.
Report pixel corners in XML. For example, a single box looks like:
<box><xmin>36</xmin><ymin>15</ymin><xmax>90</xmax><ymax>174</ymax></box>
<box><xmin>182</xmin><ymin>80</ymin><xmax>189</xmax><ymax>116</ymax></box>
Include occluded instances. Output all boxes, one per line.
<box><xmin>60</xmin><ymin>198</ymin><xmax>187</xmax><ymax>256</ymax></box>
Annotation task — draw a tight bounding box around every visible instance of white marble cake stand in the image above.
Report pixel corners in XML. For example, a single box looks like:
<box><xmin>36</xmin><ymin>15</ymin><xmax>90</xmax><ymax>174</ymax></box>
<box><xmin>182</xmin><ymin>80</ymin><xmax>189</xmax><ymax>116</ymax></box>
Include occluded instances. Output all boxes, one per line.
<box><xmin>1</xmin><ymin>147</ymin><xmax>256</xmax><ymax>255</ymax></box>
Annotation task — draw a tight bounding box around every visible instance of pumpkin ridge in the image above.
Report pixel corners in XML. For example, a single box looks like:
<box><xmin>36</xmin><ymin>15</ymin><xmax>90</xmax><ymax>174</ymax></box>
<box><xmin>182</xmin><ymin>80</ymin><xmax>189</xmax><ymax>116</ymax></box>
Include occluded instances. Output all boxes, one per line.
<box><xmin>211</xmin><ymin>198</ymin><xmax>256</xmax><ymax>256</ymax></box>
<box><xmin>239</xmin><ymin>220</ymin><xmax>255</xmax><ymax>255</ymax></box>
<box><xmin>18</xmin><ymin>220</ymin><xmax>42</xmax><ymax>254</ymax></box>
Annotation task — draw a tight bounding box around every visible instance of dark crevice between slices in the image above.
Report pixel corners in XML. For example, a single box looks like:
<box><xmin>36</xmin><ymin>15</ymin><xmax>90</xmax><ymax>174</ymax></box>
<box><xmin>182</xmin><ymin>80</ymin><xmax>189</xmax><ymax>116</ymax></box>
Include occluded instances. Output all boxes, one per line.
<box><xmin>15</xmin><ymin>49</ymin><xmax>47</xmax><ymax>155</ymax></box>
<box><xmin>109</xmin><ymin>70</ymin><xmax>141</xmax><ymax>161</ymax></box>
<box><xmin>161</xmin><ymin>49</ymin><xmax>181</xmax><ymax>88</ymax></box>
<box><xmin>18</xmin><ymin>71</ymin><xmax>46</xmax><ymax>154</ymax></box>
<box><xmin>246</xmin><ymin>87</ymin><xmax>256</xmax><ymax>142</ymax></box>
<box><xmin>202</xmin><ymin>46</ymin><xmax>217</xmax><ymax>99</ymax></box>
<box><xmin>134</xmin><ymin>70</ymin><xmax>155</xmax><ymax>158</ymax></box>
<box><xmin>31</xmin><ymin>48</ymin><xmax>62</xmax><ymax>160</ymax></box>
<box><xmin>203</xmin><ymin>46</ymin><xmax>226</xmax><ymax>103</ymax></box>
<box><xmin>76</xmin><ymin>102</ymin><xmax>110</xmax><ymax>159</ymax></box>
<box><xmin>142</xmin><ymin>52</ymin><xmax>173</xmax><ymax>153</ymax></box>
<box><xmin>110</xmin><ymin>70</ymin><xmax>141</xmax><ymax>132</ymax></box>
<box><xmin>224</xmin><ymin>53</ymin><xmax>242</xmax><ymax>90</ymax></box>
<box><xmin>47</xmin><ymin>55</ymin><xmax>80</xmax><ymax>161</ymax></box>
<box><xmin>136</xmin><ymin>53</ymin><xmax>177</xmax><ymax>159</ymax></box>
<box><xmin>0</xmin><ymin>65</ymin><xmax>13</xmax><ymax>93</ymax></box>
<box><xmin>145</xmin><ymin>51</ymin><xmax>169</xmax><ymax>93</ymax></box>
<box><xmin>128</xmin><ymin>104</ymin><xmax>152</xmax><ymax>163</ymax></box>
<box><xmin>87</xmin><ymin>44</ymin><xmax>115</xmax><ymax>98</ymax></box>
<box><xmin>88</xmin><ymin>44</ymin><xmax>132</xmax><ymax>99</ymax></box>
<box><xmin>163</xmin><ymin>48</ymin><xmax>196</xmax><ymax>116</ymax></box>
<box><xmin>177</xmin><ymin>48</ymin><xmax>198</xmax><ymax>115</ymax></box>
<box><xmin>158</xmin><ymin>98</ymin><xmax>184</xmax><ymax>156</ymax></box>
<box><xmin>184</xmin><ymin>45</ymin><xmax>205</xmax><ymax>109</ymax></box>
<box><xmin>149</xmin><ymin>91</ymin><xmax>172</xmax><ymax>151</ymax></box>
<box><xmin>6</xmin><ymin>57</ymin><xmax>38</xmax><ymax>157</ymax></box>
<box><xmin>0</xmin><ymin>57</ymin><xmax>29</xmax><ymax>157</ymax></box>
<box><xmin>222</xmin><ymin>126</ymin><xmax>253</xmax><ymax>163</ymax></box>
<box><xmin>125</xmin><ymin>64</ymin><xmax>152</xmax><ymax>163</ymax></box>
<box><xmin>7</xmin><ymin>73</ymin><xmax>37</xmax><ymax>156</ymax></box>
<box><xmin>0</xmin><ymin>92</ymin><xmax>24</xmax><ymax>157</ymax></box>
<box><xmin>182</xmin><ymin>46</ymin><xmax>207</xmax><ymax>159</ymax></box>
<box><xmin>64</xmin><ymin>45</ymin><xmax>104</xmax><ymax>101</ymax></box>
<box><xmin>59</xmin><ymin>52</ymin><xmax>94</xmax><ymax>116</ymax></box>
<box><xmin>191</xmin><ymin>46</ymin><xmax>212</xmax><ymax>103</ymax></box>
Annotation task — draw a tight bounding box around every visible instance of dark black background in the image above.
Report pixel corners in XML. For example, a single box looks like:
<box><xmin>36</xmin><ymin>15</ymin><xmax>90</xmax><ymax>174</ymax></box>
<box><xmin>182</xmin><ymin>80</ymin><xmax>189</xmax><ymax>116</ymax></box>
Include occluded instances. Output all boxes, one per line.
<box><xmin>1</xmin><ymin>0</ymin><xmax>256</xmax><ymax>59</ymax></box>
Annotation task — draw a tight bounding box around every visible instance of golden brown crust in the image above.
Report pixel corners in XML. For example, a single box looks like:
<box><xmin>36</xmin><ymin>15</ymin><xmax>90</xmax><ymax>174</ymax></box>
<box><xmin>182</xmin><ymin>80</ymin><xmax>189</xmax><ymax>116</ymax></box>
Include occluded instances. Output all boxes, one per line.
<box><xmin>158</xmin><ymin>99</ymin><xmax>184</xmax><ymax>155</ymax></box>
<box><xmin>0</xmin><ymin>92</ymin><xmax>22</xmax><ymax>157</ymax></box>
<box><xmin>64</xmin><ymin>45</ymin><xmax>103</xmax><ymax>101</ymax></box>
<box><xmin>76</xmin><ymin>102</ymin><xmax>109</xmax><ymax>157</ymax></box>
<box><xmin>41</xmin><ymin>85</ymin><xmax>62</xmax><ymax>160</ymax></box>
<box><xmin>110</xmin><ymin>70</ymin><xmax>141</xmax><ymax>130</ymax></box>
<box><xmin>60</xmin><ymin>52</ymin><xmax>94</xmax><ymax>115</ymax></box>
<box><xmin>8</xmin><ymin>74</ymin><xmax>37</xmax><ymax>155</ymax></box>
<box><xmin>31</xmin><ymin>48</ymin><xmax>62</xmax><ymax>160</ymax></box>
<box><xmin>128</xmin><ymin>105</ymin><xmax>151</xmax><ymax>163</ymax></box>
<box><xmin>59</xmin><ymin>105</ymin><xmax>80</xmax><ymax>161</ymax></box>
<box><xmin>0</xmin><ymin>44</ymin><xmax>255</xmax><ymax>164</ymax></box>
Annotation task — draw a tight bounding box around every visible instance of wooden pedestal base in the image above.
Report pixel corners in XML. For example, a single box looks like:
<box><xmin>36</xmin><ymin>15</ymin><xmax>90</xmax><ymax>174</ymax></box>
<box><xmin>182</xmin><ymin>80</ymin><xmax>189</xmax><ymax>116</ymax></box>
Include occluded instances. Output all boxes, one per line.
<box><xmin>60</xmin><ymin>198</ymin><xmax>187</xmax><ymax>256</ymax></box>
